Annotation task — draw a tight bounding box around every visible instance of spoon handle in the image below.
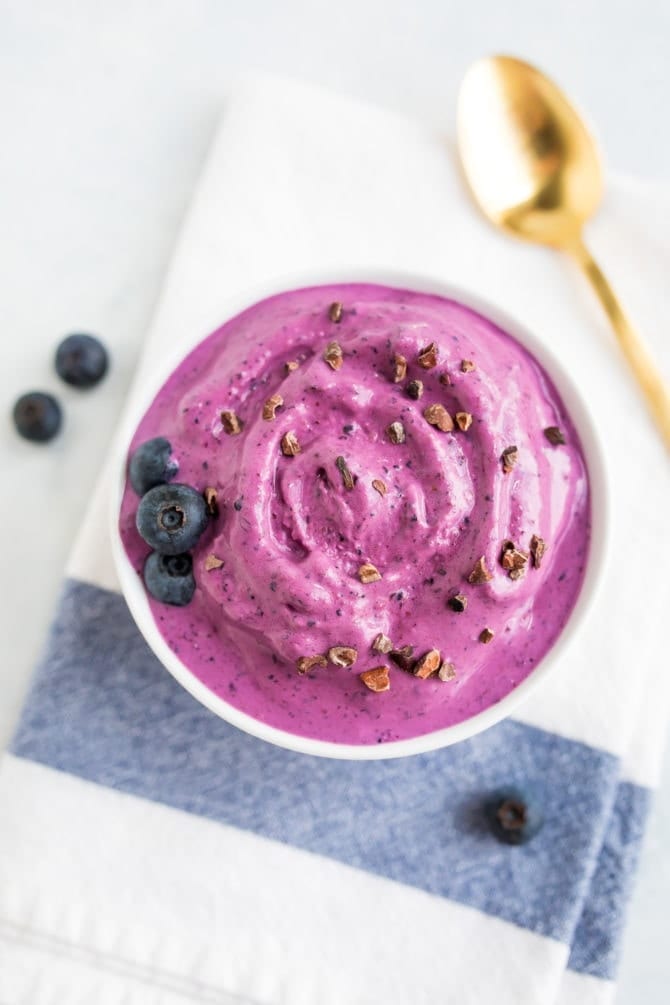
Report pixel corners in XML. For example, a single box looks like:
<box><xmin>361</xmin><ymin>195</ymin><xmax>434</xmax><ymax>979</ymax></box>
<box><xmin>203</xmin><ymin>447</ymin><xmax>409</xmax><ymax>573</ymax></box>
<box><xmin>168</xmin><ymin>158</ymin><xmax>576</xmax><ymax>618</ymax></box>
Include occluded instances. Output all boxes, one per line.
<box><xmin>569</xmin><ymin>237</ymin><xmax>670</xmax><ymax>451</ymax></box>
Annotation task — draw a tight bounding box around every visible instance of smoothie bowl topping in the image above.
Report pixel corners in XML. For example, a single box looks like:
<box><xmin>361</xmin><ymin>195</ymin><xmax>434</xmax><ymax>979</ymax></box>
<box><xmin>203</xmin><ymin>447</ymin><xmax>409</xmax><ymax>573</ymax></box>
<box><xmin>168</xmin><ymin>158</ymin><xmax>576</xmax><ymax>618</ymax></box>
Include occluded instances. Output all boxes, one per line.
<box><xmin>118</xmin><ymin>282</ymin><xmax>592</xmax><ymax>748</ymax></box>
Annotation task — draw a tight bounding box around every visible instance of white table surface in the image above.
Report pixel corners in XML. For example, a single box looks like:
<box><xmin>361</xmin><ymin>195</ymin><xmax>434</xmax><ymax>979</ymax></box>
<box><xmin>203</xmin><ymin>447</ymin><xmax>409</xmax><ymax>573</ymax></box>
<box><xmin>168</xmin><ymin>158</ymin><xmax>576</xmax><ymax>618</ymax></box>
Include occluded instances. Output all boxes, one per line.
<box><xmin>1</xmin><ymin>2</ymin><xmax>668</xmax><ymax>1000</ymax></box>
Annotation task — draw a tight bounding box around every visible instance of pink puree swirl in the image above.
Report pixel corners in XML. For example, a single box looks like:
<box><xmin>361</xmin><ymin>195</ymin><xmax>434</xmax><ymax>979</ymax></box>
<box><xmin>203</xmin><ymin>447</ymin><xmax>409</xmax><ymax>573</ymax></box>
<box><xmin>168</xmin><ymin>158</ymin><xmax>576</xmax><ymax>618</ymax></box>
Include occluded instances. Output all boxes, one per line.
<box><xmin>119</xmin><ymin>283</ymin><xmax>590</xmax><ymax>745</ymax></box>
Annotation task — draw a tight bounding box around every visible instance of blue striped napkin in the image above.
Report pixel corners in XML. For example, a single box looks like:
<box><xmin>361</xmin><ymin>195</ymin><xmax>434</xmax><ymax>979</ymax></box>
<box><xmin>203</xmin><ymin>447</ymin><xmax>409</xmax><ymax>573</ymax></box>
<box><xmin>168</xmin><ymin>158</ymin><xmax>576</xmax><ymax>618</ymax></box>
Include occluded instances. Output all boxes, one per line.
<box><xmin>1</xmin><ymin>75</ymin><xmax>668</xmax><ymax>1004</ymax></box>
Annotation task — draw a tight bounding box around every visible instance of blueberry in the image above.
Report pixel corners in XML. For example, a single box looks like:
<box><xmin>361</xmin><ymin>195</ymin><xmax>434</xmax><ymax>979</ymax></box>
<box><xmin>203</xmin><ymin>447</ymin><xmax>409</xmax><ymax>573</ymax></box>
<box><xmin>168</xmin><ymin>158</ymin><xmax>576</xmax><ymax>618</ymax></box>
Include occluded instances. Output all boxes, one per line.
<box><xmin>12</xmin><ymin>392</ymin><xmax>63</xmax><ymax>443</ymax></box>
<box><xmin>55</xmin><ymin>333</ymin><xmax>108</xmax><ymax>388</ymax></box>
<box><xmin>484</xmin><ymin>787</ymin><xmax>543</xmax><ymax>845</ymax></box>
<box><xmin>136</xmin><ymin>483</ymin><xmax>208</xmax><ymax>555</ymax></box>
<box><xmin>129</xmin><ymin>437</ymin><xmax>178</xmax><ymax>496</ymax></box>
<box><xmin>143</xmin><ymin>551</ymin><xmax>195</xmax><ymax>606</ymax></box>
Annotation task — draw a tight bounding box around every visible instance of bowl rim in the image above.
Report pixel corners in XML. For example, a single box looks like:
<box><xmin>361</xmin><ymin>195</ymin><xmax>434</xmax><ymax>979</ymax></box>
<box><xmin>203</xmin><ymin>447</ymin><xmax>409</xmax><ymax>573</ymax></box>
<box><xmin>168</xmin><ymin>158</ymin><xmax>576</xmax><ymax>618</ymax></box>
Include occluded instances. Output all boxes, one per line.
<box><xmin>109</xmin><ymin>267</ymin><xmax>609</xmax><ymax>760</ymax></box>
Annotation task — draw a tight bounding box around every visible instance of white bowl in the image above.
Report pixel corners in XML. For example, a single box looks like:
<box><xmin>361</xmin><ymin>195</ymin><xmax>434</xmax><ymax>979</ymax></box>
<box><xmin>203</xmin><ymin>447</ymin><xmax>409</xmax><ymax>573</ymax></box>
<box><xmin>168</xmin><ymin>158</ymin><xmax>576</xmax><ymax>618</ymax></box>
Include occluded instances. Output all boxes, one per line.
<box><xmin>110</xmin><ymin>269</ymin><xmax>608</xmax><ymax>760</ymax></box>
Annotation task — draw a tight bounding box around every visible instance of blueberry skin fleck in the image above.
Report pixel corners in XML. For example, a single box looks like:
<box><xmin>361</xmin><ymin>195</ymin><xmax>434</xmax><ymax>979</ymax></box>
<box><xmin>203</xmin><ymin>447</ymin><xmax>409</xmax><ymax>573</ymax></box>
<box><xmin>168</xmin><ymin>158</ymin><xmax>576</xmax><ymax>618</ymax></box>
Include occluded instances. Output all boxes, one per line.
<box><xmin>136</xmin><ymin>483</ymin><xmax>208</xmax><ymax>555</ymax></box>
<box><xmin>484</xmin><ymin>787</ymin><xmax>544</xmax><ymax>845</ymax></box>
<box><xmin>143</xmin><ymin>551</ymin><xmax>195</xmax><ymax>606</ymax></box>
<box><xmin>55</xmin><ymin>333</ymin><xmax>108</xmax><ymax>388</ymax></box>
<box><xmin>12</xmin><ymin>391</ymin><xmax>63</xmax><ymax>443</ymax></box>
<box><xmin>129</xmin><ymin>437</ymin><xmax>178</xmax><ymax>496</ymax></box>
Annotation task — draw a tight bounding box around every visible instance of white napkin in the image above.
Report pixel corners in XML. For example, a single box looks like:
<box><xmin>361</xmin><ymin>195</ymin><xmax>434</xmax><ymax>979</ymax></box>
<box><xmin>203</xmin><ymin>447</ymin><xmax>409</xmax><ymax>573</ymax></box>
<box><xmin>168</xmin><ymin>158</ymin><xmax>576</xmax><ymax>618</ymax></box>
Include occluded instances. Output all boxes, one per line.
<box><xmin>1</xmin><ymin>73</ymin><xmax>668</xmax><ymax>1005</ymax></box>
<box><xmin>74</xmin><ymin>72</ymin><xmax>670</xmax><ymax>777</ymax></box>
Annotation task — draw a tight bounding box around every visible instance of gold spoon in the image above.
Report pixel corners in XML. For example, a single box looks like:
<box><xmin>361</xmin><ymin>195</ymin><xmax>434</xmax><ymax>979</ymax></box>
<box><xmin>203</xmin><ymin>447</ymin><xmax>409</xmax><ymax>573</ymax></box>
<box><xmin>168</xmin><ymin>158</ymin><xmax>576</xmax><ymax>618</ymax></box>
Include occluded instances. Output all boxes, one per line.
<box><xmin>457</xmin><ymin>54</ymin><xmax>670</xmax><ymax>450</ymax></box>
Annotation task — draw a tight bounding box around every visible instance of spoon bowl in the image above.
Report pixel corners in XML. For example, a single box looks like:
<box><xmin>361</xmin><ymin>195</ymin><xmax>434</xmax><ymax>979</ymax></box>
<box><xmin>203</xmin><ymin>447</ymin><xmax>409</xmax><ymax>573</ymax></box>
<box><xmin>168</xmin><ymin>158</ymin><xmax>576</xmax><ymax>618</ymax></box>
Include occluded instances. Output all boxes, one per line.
<box><xmin>459</xmin><ymin>57</ymin><xmax>603</xmax><ymax>246</ymax></box>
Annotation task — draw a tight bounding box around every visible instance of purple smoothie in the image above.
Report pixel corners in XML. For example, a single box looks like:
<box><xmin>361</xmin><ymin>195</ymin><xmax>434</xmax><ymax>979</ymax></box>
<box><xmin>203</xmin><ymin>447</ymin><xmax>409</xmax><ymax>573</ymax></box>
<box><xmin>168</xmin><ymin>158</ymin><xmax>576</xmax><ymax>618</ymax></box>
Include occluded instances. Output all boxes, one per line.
<box><xmin>120</xmin><ymin>283</ymin><xmax>590</xmax><ymax>745</ymax></box>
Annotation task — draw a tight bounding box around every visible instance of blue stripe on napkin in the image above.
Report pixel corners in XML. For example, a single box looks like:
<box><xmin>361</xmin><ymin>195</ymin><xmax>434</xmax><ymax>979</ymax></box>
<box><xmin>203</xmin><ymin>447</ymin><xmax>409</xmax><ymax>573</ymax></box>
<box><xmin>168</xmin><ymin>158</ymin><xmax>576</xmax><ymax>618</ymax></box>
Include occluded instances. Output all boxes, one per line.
<box><xmin>11</xmin><ymin>578</ymin><xmax>648</xmax><ymax>979</ymax></box>
<box><xmin>567</xmin><ymin>779</ymin><xmax>650</xmax><ymax>977</ymax></box>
